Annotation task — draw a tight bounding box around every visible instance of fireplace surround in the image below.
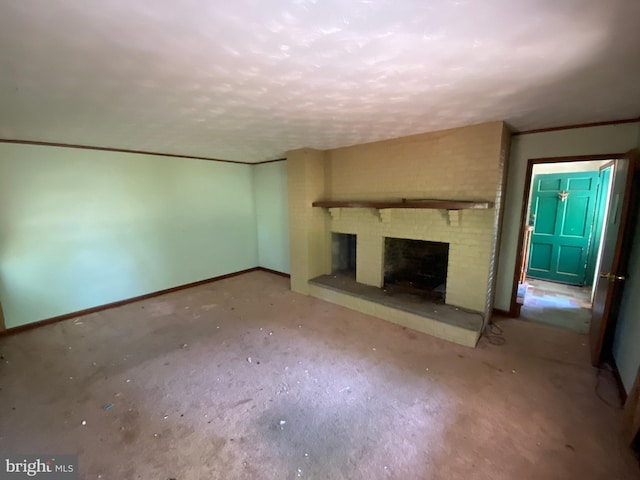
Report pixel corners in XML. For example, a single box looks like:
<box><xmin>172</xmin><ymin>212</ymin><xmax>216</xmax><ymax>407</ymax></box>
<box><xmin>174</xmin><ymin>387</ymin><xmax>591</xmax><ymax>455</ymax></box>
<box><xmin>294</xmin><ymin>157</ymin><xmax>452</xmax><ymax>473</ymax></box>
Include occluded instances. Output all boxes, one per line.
<box><xmin>287</xmin><ymin>121</ymin><xmax>510</xmax><ymax>347</ymax></box>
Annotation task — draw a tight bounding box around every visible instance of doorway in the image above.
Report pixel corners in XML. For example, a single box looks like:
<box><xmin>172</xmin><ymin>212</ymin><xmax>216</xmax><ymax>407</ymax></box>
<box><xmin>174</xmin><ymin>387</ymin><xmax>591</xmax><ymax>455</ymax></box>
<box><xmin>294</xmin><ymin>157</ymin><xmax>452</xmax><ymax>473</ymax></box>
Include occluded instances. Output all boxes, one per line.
<box><xmin>515</xmin><ymin>157</ymin><xmax>618</xmax><ymax>333</ymax></box>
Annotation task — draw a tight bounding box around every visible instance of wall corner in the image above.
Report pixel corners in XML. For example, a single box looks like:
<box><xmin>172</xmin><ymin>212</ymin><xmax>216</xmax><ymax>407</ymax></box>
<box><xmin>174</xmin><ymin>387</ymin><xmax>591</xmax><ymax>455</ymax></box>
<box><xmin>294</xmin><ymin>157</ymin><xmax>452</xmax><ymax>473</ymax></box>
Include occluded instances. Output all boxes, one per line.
<box><xmin>287</xmin><ymin>148</ymin><xmax>331</xmax><ymax>294</ymax></box>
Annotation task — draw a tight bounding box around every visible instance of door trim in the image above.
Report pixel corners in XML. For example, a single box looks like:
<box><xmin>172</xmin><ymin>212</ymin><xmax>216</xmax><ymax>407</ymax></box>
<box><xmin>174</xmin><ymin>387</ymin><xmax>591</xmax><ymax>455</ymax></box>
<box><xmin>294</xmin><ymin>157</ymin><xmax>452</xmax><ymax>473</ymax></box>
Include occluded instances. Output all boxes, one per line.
<box><xmin>508</xmin><ymin>153</ymin><xmax>626</xmax><ymax>317</ymax></box>
<box><xmin>600</xmin><ymin>160</ymin><xmax>616</xmax><ymax>172</ymax></box>
<box><xmin>585</xmin><ymin>166</ymin><xmax>613</xmax><ymax>286</ymax></box>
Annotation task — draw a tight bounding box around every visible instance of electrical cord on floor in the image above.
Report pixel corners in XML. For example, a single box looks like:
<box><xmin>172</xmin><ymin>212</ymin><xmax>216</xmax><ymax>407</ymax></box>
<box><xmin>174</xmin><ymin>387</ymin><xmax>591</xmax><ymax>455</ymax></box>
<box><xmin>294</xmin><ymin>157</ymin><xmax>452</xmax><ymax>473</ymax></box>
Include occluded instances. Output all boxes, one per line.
<box><xmin>595</xmin><ymin>364</ymin><xmax>623</xmax><ymax>410</ymax></box>
<box><xmin>482</xmin><ymin>322</ymin><xmax>506</xmax><ymax>346</ymax></box>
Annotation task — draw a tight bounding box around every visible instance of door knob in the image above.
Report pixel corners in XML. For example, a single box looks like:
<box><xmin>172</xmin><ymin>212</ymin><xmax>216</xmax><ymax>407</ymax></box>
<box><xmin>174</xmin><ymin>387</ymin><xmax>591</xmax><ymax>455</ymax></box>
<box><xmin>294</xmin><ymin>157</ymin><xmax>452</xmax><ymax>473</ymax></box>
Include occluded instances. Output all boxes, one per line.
<box><xmin>600</xmin><ymin>272</ymin><xmax>626</xmax><ymax>281</ymax></box>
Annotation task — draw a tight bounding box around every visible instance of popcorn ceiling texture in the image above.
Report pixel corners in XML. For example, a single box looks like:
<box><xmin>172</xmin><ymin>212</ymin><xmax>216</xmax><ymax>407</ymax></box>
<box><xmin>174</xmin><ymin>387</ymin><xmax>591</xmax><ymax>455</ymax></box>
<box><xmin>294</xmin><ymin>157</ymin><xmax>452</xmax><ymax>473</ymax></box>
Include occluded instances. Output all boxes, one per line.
<box><xmin>1</xmin><ymin>1</ymin><xmax>639</xmax><ymax>162</ymax></box>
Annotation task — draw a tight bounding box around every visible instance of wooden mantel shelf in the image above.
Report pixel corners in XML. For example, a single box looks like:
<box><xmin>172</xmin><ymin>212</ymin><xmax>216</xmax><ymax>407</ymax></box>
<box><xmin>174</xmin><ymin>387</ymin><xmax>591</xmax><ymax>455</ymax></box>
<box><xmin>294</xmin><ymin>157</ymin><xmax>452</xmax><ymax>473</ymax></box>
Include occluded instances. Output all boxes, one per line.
<box><xmin>312</xmin><ymin>198</ymin><xmax>494</xmax><ymax>211</ymax></box>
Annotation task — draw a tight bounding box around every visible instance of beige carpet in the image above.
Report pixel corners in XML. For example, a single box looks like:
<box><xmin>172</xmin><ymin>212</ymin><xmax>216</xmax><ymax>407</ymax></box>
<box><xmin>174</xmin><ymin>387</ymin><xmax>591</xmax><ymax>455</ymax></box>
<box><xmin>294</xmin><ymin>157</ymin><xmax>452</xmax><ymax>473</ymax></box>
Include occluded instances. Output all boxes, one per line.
<box><xmin>0</xmin><ymin>271</ymin><xmax>636</xmax><ymax>479</ymax></box>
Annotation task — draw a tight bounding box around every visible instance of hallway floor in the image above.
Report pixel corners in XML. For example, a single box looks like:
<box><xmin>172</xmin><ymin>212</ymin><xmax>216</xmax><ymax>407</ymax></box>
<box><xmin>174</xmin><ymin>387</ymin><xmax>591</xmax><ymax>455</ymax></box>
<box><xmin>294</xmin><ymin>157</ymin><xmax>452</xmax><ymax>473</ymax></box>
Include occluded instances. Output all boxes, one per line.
<box><xmin>0</xmin><ymin>271</ymin><xmax>637</xmax><ymax>479</ymax></box>
<box><xmin>521</xmin><ymin>278</ymin><xmax>592</xmax><ymax>333</ymax></box>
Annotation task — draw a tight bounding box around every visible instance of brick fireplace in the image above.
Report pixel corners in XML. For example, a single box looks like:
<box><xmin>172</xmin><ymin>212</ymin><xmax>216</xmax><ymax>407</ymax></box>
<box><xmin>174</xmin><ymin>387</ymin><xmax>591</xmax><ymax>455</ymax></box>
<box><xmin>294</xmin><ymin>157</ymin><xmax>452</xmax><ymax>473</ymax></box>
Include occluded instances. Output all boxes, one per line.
<box><xmin>287</xmin><ymin>121</ymin><xmax>510</xmax><ymax>346</ymax></box>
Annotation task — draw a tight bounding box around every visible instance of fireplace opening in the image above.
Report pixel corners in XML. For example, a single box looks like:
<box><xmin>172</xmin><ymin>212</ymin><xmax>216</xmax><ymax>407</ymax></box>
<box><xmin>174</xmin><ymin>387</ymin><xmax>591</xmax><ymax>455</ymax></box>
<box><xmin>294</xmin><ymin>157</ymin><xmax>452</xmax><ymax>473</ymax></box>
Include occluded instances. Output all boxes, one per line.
<box><xmin>384</xmin><ymin>238</ymin><xmax>449</xmax><ymax>302</ymax></box>
<box><xmin>332</xmin><ymin>233</ymin><xmax>356</xmax><ymax>276</ymax></box>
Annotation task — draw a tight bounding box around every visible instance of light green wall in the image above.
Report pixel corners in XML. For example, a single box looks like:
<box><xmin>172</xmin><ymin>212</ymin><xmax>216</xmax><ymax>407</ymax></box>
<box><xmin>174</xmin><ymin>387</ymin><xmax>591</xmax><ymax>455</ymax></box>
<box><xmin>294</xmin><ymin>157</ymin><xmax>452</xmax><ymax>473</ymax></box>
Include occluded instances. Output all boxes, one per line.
<box><xmin>3</xmin><ymin>122</ymin><xmax>638</xmax><ymax>336</ymax></box>
<box><xmin>494</xmin><ymin>122</ymin><xmax>640</xmax><ymax>311</ymax></box>
<box><xmin>0</xmin><ymin>143</ymin><xmax>258</xmax><ymax>328</ymax></box>
<box><xmin>613</xmin><ymin>197</ymin><xmax>640</xmax><ymax>392</ymax></box>
<box><xmin>612</xmin><ymin>125</ymin><xmax>640</xmax><ymax>392</ymax></box>
<box><xmin>253</xmin><ymin>161</ymin><xmax>290</xmax><ymax>273</ymax></box>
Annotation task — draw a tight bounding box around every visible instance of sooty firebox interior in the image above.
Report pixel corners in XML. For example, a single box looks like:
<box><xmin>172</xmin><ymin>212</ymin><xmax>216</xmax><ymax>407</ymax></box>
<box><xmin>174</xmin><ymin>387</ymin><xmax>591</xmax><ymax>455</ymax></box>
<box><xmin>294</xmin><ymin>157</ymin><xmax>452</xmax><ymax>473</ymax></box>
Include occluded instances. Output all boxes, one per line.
<box><xmin>332</xmin><ymin>233</ymin><xmax>357</xmax><ymax>276</ymax></box>
<box><xmin>384</xmin><ymin>237</ymin><xmax>449</xmax><ymax>302</ymax></box>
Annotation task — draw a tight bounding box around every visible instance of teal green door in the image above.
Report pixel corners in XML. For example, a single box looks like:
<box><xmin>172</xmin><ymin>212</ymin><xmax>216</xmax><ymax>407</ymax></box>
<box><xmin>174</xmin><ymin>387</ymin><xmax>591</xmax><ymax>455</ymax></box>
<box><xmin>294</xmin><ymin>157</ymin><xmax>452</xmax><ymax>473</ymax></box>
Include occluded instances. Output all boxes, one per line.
<box><xmin>527</xmin><ymin>171</ymin><xmax>599</xmax><ymax>285</ymax></box>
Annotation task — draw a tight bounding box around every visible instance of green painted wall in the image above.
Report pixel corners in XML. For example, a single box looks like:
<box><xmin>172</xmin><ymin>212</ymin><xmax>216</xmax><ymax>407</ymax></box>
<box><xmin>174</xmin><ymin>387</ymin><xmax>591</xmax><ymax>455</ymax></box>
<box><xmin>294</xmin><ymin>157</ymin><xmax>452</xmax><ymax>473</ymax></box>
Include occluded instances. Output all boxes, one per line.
<box><xmin>613</xmin><ymin>197</ymin><xmax>640</xmax><ymax>392</ymax></box>
<box><xmin>612</xmin><ymin>124</ymin><xmax>640</xmax><ymax>392</ymax></box>
<box><xmin>253</xmin><ymin>161</ymin><xmax>290</xmax><ymax>274</ymax></box>
<box><xmin>0</xmin><ymin>143</ymin><xmax>258</xmax><ymax>328</ymax></box>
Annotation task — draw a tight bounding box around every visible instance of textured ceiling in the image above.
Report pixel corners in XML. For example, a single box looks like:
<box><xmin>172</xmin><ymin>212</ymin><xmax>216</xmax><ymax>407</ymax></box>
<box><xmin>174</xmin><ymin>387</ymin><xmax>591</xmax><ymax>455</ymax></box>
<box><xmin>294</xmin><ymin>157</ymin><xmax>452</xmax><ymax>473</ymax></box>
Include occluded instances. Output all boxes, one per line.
<box><xmin>1</xmin><ymin>0</ymin><xmax>639</xmax><ymax>162</ymax></box>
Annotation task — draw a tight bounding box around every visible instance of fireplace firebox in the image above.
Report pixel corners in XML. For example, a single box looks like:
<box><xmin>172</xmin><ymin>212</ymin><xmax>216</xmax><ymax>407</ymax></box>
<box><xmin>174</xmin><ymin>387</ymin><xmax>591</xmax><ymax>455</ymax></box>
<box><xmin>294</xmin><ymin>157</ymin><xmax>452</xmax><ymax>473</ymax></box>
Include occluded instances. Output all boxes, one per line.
<box><xmin>332</xmin><ymin>233</ymin><xmax>356</xmax><ymax>276</ymax></box>
<box><xmin>384</xmin><ymin>237</ymin><xmax>449</xmax><ymax>302</ymax></box>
